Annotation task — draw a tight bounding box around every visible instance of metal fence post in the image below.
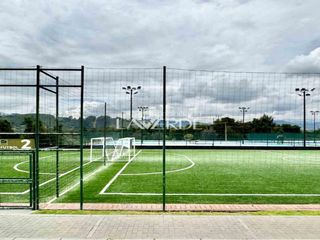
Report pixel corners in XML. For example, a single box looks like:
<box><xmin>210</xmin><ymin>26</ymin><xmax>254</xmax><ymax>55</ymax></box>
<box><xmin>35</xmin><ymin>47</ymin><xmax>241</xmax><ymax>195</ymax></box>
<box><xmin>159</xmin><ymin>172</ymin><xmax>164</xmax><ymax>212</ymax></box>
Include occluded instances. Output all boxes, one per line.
<box><xmin>162</xmin><ymin>66</ymin><xmax>166</xmax><ymax>211</ymax></box>
<box><xmin>104</xmin><ymin>102</ymin><xmax>107</xmax><ymax>166</ymax></box>
<box><xmin>29</xmin><ymin>154</ymin><xmax>32</xmax><ymax>208</ymax></box>
<box><xmin>80</xmin><ymin>66</ymin><xmax>84</xmax><ymax>210</ymax></box>
<box><xmin>35</xmin><ymin>65</ymin><xmax>40</xmax><ymax>210</ymax></box>
<box><xmin>32</xmin><ymin>151</ymin><xmax>36</xmax><ymax>210</ymax></box>
<box><xmin>56</xmin><ymin>77</ymin><xmax>60</xmax><ymax>198</ymax></box>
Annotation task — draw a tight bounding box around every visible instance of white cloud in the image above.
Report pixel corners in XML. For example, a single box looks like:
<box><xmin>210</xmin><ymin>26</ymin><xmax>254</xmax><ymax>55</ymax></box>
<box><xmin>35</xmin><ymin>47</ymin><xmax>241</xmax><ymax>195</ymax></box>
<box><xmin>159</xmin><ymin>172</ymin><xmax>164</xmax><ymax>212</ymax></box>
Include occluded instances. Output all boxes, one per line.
<box><xmin>1</xmin><ymin>0</ymin><xmax>320</xmax><ymax>123</ymax></box>
<box><xmin>286</xmin><ymin>48</ymin><xmax>320</xmax><ymax>73</ymax></box>
<box><xmin>0</xmin><ymin>0</ymin><xmax>319</xmax><ymax>71</ymax></box>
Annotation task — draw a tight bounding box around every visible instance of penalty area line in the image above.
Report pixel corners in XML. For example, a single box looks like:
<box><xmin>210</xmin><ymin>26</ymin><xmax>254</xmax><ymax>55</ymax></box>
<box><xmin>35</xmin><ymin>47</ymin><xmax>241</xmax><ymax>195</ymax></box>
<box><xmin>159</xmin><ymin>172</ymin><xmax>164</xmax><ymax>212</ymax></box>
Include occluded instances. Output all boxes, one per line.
<box><xmin>121</xmin><ymin>153</ymin><xmax>195</xmax><ymax>176</ymax></box>
<box><xmin>48</xmin><ymin>149</ymin><xmax>142</xmax><ymax>203</ymax></box>
<box><xmin>1</xmin><ymin>160</ymin><xmax>93</xmax><ymax>196</ymax></box>
<box><xmin>99</xmin><ymin>150</ymin><xmax>142</xmax><ymax>195</ymax></box>
<box><xmin>46</xmin><ymin>162</ymin><xmax>108</xmax><ymax>204</ymax></box>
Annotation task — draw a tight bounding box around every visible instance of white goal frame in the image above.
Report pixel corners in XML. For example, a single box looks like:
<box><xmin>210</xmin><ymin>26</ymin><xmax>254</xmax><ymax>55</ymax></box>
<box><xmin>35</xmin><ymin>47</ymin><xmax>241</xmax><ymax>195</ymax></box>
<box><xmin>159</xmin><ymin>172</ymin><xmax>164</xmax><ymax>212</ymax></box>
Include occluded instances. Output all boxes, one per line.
<box><xmin>112</xmin><ymin>137</ymin><xmax>136</xmax><ymax>162</ymax></box>
<box><xmin>89</xmin><ymin>137</ymin><xmax>136</xmax><ymax>162</ymax></box>
<box><xmin>89</xmin><ymin>137</ymin><xmax>115</xmax><ymax>162</ymax></box>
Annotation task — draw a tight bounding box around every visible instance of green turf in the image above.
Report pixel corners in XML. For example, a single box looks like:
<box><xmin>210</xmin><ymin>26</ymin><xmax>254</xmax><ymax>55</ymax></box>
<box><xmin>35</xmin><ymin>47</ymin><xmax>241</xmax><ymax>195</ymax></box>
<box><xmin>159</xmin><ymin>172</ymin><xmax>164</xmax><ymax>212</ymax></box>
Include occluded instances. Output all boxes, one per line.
<box><xmin>2</xmin><ymin>149</ymin><xmax>320</xmax><ymax>204</ymax></box>
<box><xmin>58</xmin><ymin>149</ymin><xmax>320</xmax><ymax>204</ymax></box>
<box><xmin>0</xmin><ymin>149</ymin><xmax>103</xmax><ymax>203</ymax></box>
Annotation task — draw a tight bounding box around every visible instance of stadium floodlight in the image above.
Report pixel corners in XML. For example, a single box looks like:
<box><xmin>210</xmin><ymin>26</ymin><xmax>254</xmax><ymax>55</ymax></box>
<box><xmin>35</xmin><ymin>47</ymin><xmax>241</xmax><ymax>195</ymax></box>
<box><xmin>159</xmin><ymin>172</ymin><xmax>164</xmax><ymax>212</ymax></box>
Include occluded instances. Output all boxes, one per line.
<box><xmin>138</xmin><ymin>106</ymin><xmax>148</xmax><ymax>145</ymax></box>
<box><xmin>296</xmin><ymin>88</ymin><xmax>315</xmax><ymax>147</ymax></box>
<box><xmin>138</xmin><ymin>106</ymin><xmax>149</xmax><ymax>121</ymax></box>
<box><xmin>310</xmin><ymin>110</ymin><xmax>319</xmax><ymax>143</ymax></box>
<box><xmin>122</xmin><ymin>85</ymin><xmax>142</xmax><ymax>120</ymax></box>
<box><xmin>239</xmin><ymin>107</ymin><xmax>250</xmax><ymax>123</ymax></box>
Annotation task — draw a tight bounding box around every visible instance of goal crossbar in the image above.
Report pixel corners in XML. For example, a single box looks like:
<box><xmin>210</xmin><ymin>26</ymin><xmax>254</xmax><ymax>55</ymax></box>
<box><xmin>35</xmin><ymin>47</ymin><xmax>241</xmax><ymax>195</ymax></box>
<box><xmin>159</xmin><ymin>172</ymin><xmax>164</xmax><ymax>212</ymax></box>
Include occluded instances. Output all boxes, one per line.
<box><xmin>89</xmin><ymin>137</ymin><xmax>135</xmax><ymax>162</ymax></box>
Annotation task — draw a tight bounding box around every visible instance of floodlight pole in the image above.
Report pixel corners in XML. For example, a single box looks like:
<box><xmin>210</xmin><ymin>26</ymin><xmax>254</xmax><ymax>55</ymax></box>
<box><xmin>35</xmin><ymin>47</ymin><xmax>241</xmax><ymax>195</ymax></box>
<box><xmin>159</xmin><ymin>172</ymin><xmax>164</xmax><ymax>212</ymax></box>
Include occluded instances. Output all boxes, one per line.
<box><xmin>138</xmin><ymin>106</ymin><xmax>148</xmax><ymax>144</ymax></box>
<box><xmin>296</xmin><ymin>88</ymin><xmax>315</xmax><ymax>147</ymax></box>
<box><xmin>224</xmin><ymin>122</ymin><xmax>227</xmax><ymax>141</ymax></box>
<box><xmin>122</xmin><ymin>85</ymin><xmax>142</xmax><ymax>121</ymax></box>
<box><xmin>138</xmin><ymin>106</ymin><xmax>148</xmax><ymax>121</ymax></box>
<box><xmin>311</xmin><ymin>110</ymin><xmax>319</xmax><ymax>143</ymax></box>
<box><xmin>239</xmin><ymin>107</ymin><xmax>249</xmax><ymax>144</ymax></box>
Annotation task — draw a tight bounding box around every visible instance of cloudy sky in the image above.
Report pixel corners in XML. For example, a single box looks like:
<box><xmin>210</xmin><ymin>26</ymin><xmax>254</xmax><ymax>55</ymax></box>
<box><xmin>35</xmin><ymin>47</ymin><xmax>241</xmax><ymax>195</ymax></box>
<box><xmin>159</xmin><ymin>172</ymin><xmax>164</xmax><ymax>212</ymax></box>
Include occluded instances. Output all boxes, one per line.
<box><xmin>1</xmin><ymin>0</ymin><xmax>320</xmax><ymax>71</ymax></box>
<box><xmin>1</xmin><ymin>0</ymin><xmax>320</xmax><ymax>125</ymax></box>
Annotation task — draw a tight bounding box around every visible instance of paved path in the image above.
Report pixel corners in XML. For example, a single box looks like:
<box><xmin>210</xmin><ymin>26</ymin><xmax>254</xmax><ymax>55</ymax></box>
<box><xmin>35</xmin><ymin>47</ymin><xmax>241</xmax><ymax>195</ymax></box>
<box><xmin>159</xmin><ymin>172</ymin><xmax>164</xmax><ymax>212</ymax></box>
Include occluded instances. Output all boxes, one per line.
<box><xmin>1</xmin><ymin>211</ymin><xmax>320</xmax><ymax>239</ymax></box>
<box><xmin>42</xmin><ymin>203</ymin><xmax>320</xmax><ymax>211</ymax></box>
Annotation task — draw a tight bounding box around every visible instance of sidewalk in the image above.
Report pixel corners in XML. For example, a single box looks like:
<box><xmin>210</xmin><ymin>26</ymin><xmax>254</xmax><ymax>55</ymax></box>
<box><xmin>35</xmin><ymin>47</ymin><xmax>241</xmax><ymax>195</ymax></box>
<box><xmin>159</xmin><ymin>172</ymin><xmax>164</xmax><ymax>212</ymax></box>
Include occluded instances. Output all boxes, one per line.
<box><xmin>1</xmin><ymin>211</ymin><xmax>320</xmax><ymax>239</ymax></box>
<box><xmin>41</xmin><ymin>203</ymin><xmax>320</xmax><ymax>211</ymax></box>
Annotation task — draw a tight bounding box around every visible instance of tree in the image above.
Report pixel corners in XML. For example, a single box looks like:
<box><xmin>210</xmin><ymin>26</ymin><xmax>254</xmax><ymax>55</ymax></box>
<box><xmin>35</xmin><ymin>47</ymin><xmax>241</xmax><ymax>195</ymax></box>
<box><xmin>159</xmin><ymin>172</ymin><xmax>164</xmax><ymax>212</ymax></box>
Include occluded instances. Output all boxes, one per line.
<box><xmin>23</xmin><ymin>117</ymin><xmax>46</xmax><ymax>133</ymax></box>
<box><xmin>184</xmin><ymin>133</ymin><xmax>193</xmax><ymax>141</ymax></box>
<box><xmin>213</xmin><ymin>117</ymin><xmax>243</xmax><ymax>140</ymax></box>
<box><xmin>0</xmin><ymin>119</ymin><xmax>13</xmax><ymax>132</ymax></box>
<box><xmin>23</xmin><ymin>117</ymin><xmax>34</xmax><ymax>133</ymax></box>
<box><xmin>84</xmin><ymin>116</ymin><xmax>96</xmax><ymax>129</ymax></box>
<box><xmin>281</xmin><ymin>124</ymin><xmax>301</xmax><ymax>133</ymax></box>
<box><xmin>251</xmin><ymin>114</ymin><xmax>275</xmax><ymax>133</ymax></box>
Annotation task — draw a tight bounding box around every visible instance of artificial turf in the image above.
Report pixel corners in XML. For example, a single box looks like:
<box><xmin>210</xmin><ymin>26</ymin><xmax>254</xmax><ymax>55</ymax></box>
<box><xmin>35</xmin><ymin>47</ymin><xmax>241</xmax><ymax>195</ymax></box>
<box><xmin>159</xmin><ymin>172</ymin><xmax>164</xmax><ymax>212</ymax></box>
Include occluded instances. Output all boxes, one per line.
<box><xmin>2</xmin><ymin>149</ymin><xmax>320</xmax><ymax>204</ymax></box>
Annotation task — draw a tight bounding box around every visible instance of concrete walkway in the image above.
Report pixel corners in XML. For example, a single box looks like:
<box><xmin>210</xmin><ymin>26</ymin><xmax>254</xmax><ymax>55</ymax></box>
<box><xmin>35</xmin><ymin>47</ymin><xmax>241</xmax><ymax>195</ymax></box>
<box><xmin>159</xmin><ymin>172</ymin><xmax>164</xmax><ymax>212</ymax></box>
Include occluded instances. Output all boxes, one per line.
<box><xmin>42</xmin><ymin>203</ymin><xmax>320</xmax><ymax>211</ymax></box>
<box><xmin>1</xmin><ymin>211</ymin><xmax>320</xmax><ymax>239</ymax></box>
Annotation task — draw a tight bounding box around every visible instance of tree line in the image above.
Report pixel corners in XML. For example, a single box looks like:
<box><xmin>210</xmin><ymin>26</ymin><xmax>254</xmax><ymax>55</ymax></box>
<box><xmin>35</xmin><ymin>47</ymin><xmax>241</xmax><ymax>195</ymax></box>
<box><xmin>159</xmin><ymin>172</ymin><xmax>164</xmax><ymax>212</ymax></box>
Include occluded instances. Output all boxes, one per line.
<box><xmin>0</xmin><ymin>113</ymin><xmax>309</xmax><ymax>143</ymax></box>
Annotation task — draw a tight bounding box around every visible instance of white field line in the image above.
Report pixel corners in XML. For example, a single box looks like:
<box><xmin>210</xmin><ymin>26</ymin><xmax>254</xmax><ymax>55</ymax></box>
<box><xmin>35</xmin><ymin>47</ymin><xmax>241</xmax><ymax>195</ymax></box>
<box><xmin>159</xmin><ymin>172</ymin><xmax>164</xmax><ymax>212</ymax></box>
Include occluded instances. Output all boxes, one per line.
<box><xmin>47</xmin><ymin>162</ymin><xmax>109</xmax><ymax>204</ymax></box>
<box><xmin>13</xmin><ymin>152</ymin><xmax>80</xmax><ymax>175</ymax></box>
<box><xmin>100</xmin><ymin>151</ymin><xmax>320</xmax><ymax>197</ymax></box>
<box><xmin>14</xmin><ymin>161</ymin><xmax>55</xmax><ymax>176</ymax></box>
<box><xmin>0</xmin><ymin>156</ymin><xmax>93</xmax><ymax>195</ymax></box>
<box><xmin>121</xmin><ymin>153</ymin><xmax>195</xmax><ymax>176</ymax></box>
<box><xmin>99</xmin><ymin>150</ymin><xmax>142</xmax><ymax>195</ymax></box>
<box><xmin>0</xmin><ymin>192</ymin><xmax>28</xmax><ymax>195</ymax></box>
<box><xmin>13</xmin><ymin>154</ymin><xmax>58</xmax><ymax>175</ymax></box>
<box><xmin>264</xmin><ymin>150</ymin><xmax>320</xmax><ymax>165</ymax></box>
<box><xmin>13</xmin><ymin>161</ymin><xmax>32</xmax><ymax>174</ymax></box>
<box><xmin>100</xmin><ymin>192</ymin><xmax>320</xmax><ymax>197</ymax></box>
<box><xmin>38</xmin><ymin>161</ymin><xmax>92</xmax><ymax>188</ymax></box>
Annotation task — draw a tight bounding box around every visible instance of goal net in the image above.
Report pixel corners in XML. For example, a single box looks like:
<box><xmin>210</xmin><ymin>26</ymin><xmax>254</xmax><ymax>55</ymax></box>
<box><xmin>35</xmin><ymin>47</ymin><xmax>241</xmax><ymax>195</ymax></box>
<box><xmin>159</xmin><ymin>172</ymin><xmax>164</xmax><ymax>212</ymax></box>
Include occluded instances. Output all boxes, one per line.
<box><xmin>89</xmin><ymin>137</ymin><xmax>135</xmax><ymax>162</ymax></box>
<box><xmin>89</xmin><ymin>137</ymin><xmax>115</xmax><ymax>162</ymax></box>
<box><xmin>112</xmin><ymin>137</ymin><xmax>136</xmax><ymax>162</ymax></box>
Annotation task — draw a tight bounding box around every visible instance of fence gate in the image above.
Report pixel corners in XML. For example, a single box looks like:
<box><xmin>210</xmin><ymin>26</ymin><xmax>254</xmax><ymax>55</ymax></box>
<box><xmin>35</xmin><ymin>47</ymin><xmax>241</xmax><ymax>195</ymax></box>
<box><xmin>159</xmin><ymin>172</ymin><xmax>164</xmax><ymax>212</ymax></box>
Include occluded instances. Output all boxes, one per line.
<box><xmin>0</xmin><ymin>150</ymin><xmax>36</xmax><ymax>209</ymax></box>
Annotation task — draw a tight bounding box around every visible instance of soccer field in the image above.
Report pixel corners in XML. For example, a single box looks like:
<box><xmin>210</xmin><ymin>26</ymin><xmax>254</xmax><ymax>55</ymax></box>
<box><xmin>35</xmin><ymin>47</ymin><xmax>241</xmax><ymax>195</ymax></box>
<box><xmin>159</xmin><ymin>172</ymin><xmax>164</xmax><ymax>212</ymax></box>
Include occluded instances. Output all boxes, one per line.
<box><xmin>2</xmin><ymin>149</ymin><xmax>320</xmax><ymax>205</ymax></box>
<box><xmin>58</xmin><ymin>149</ymin><xmax>320</xmax><ymax>204</ymax></box>
<box><xmin>0</xmin><ymin>150</ymin><xmax>102</xmax><ymax>204</ymax></box>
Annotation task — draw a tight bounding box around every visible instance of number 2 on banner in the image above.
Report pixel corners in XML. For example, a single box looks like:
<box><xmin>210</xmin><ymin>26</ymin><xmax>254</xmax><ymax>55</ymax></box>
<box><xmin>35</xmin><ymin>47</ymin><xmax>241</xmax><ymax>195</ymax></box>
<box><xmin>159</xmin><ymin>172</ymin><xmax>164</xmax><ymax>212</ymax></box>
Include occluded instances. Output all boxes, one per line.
<box><xmin>21</xmin><ymin>139</ymin><xmax>31</xmax><ymax>150</ymax></box>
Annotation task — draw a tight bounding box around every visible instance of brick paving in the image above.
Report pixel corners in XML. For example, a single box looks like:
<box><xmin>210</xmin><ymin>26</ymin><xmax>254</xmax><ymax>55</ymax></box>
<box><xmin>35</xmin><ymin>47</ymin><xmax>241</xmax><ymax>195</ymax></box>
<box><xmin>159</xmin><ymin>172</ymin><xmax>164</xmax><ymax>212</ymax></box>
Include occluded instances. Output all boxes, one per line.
<box><xmin>1</xmin><ymin>211</ymin><xmax>320</xmax><ymax>239</ymax></box>
<box><xmin>40</xmin><ymin>203</ymin><xmax>320</xmax><ymax>211</ymax></box>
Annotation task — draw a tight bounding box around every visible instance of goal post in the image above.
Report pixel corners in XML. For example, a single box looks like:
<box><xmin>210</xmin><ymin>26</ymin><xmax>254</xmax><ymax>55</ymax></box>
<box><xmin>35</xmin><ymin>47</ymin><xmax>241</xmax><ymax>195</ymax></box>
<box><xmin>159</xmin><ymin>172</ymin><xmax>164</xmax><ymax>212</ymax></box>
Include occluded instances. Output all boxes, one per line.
<box><xmin>89</xmin><ymin>137</ymin><xmax>136</xmax><ymax>162</ymax></box>
<box><xmin>112</xmin><ymin>137</ymin><xmax>136</xmax><ymax>162</ymax></box>
<box><xmin>89</xmin><ymin>137</ymin><xmax>115</xmax><ymax>162</ymax></box>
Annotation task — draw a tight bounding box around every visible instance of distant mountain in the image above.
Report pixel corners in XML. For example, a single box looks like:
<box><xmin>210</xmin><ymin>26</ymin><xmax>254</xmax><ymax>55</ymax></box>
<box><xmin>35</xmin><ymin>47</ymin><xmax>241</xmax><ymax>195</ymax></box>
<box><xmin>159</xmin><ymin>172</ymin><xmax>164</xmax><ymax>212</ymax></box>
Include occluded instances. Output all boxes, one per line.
<box><xmin>0</xmin><ymin>114</ymin><xmax>123</xmax><ymax>133</ymax></box>
<box><xmin>275</xmin><ymin>120</ymin><xmax>319</xmax><ymax>130</ymax></box>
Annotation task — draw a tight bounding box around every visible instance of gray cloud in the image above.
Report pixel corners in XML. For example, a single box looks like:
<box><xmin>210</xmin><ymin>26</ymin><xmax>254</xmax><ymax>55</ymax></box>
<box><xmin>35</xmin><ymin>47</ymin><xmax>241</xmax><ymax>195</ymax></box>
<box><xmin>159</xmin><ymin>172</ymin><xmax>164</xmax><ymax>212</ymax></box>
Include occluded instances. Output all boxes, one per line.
<box><xmin>0</xmin><ymin>0</ymin><xmax>319</xmax><ymax>70</ymax></box>
<box><xmin>1</xmin><ymin>0</ymin><xmax>320</xmax><ymax>122</ymax></box>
